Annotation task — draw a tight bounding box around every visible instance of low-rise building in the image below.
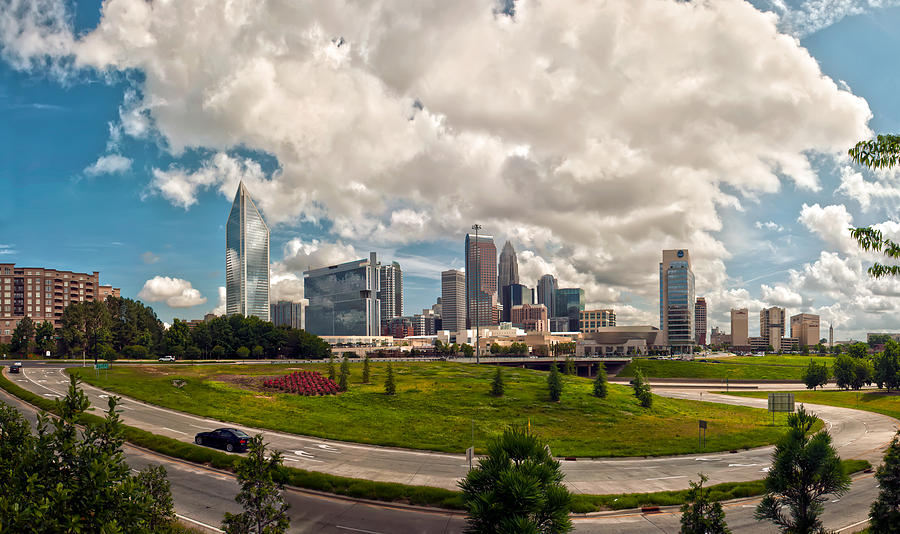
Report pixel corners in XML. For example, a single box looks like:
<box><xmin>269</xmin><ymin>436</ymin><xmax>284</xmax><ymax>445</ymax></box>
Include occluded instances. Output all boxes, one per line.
<box><xmin>579</xmin><ymin>309</ymin><xmax>616</xmax><ymax>332</ymax></box>
<box><xmin>576</xmin><ymin>326</ymin><xmax>665</xmax><ymax>357</ymax></box>
<box><xmin>511</xmin><ymin>303</ymin><xmax>549</xmax><ymax>332</ymax></box>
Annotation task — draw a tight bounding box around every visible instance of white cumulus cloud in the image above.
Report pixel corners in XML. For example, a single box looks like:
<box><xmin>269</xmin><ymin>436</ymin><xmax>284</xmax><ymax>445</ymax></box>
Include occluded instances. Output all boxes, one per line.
<box><xmin>138</xmin><ymin>276</ymin><xmax>207</xmax><ymax>308</ymax></box>
<box><xmin>84</xmin><ymin>154</ymin><xmax>132</xmax><ymax>176</ymax></box>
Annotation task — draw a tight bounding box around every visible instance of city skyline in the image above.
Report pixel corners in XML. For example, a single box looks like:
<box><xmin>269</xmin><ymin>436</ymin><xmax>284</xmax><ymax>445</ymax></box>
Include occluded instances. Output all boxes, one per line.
<box><xmin>5</xmin><ymin>1</ymin><xmax>900</xmax><ymax>339</ymax></box>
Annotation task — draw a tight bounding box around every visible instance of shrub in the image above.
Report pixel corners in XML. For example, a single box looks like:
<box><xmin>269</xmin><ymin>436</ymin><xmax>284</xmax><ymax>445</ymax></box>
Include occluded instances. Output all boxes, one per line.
<box><xmin>593</xmin><ymin>363</ymin><xmax>608</xmax><ymax>399</ymax></box>
<box><xmin>384</xmin><ymin>363</ymin><xmax>396</xmax><ymax>395</ymax></box>
<box><xmin>123</xmin><ymin>345</ymin><xmax>149</xmax><ymax>359</ymax></box>
<box><xmin>491</xmin><ymin>367</ymin><xmax>504</xmax><ymax>397</ymax></box>
<box><xmin>263</xmin><ymin>371</ymin><xmax>339</xmax><ymax>396</ymax></box>
<box><xmin>235</xmin><ymin>346</ymin><xmax>250</xmax><ymax>359</ymax></box>
<box><xmin>547</xmin><ymin>361</ymin><xmax>563</xmax><ymax>402</ymax></box>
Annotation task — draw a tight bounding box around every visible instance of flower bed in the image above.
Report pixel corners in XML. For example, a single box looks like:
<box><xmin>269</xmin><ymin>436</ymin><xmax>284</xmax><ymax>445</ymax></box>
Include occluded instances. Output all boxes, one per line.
<box><xmin>263</xmin><ymin>371</ymin><xmax>339</xmax><ymax>396</ymax></box>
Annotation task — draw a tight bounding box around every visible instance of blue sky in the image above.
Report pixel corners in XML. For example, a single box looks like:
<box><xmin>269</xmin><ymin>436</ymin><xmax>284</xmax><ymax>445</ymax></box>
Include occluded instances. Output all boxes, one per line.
<box><xmin>3</xmin><ymin>0</ymin><xmax>900</xmax><ymax>339</ymax></box>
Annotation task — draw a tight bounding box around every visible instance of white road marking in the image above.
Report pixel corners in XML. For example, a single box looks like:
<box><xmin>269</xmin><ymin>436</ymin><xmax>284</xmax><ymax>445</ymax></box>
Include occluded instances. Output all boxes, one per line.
<box><xmin>176</xmin><ymin>513</ymin><xmax>224</xmax><ymax>533</ymax></box>
<box><xmin>42</xmin><ymin>393</ymin><xmax>61</xmax><ymax>397</ymax></box>
<box><xmin>728</xmin><ymin>464</ymin><xmax>760</xmax><ymax>467</ymax></box>
<box><xmin>161</xmin><ymin>427</ymin><xmax>187</xmax><ymax>435</ymax></box>
<box><xmin>336</xmin><ymin>526</ymin><xmax>385</xmax><ymax>534</ymax></box>
<box><xmin>645</xmin><ymin>475</ymin><xmax>688</xmax><ymax>481</ymax></box>
<box><xmin>315</xmin><ymin>444</ymin><xmax>340</xmax><ymax>452</ymax></box>
<box><xmin>836</xmin><ymin>518</ymin><xmax>869</xmax><ymax>532</ymax></box>
<box><xmin>283</xmin><ymin>455</ymin><xmax>323</xmax><ymax>464</ymax></box>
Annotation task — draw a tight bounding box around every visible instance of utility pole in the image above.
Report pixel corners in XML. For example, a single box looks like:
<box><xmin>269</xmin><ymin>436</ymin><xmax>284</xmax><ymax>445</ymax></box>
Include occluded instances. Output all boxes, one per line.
<box><xmin>472</xmin><ymin>223</ymin><xmax>482</xmax><ymax>364</ymax></box>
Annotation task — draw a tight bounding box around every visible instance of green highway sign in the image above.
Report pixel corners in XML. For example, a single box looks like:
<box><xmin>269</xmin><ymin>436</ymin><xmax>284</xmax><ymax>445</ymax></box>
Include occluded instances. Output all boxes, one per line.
<box><xmin>94</xmin><ymin>363</ymin><xmax>110</xmax><ymax>370</ymax></box>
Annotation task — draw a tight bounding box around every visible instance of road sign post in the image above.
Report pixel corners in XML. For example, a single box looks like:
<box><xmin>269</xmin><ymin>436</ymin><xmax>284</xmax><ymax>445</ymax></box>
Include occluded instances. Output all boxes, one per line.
<box><xmin>699</xmin><ymin>419</ymin><xmax>707</xmax><ymax>449</ymax></box>
<box><xmin>466</xmin><ymin>446</ymin><xmax>474</xmax><ymax>470</ymax></box>
<box><xmin>767</xmin><ymin>392</ymin><xmax>795</xmax><ymax>424</ymax></box>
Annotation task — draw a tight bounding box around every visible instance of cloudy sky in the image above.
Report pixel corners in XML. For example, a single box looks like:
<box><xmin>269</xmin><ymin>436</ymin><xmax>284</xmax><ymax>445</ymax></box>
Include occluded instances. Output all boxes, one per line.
<box><xmin>3</xmin><ymin>0</ymin><xmax>900</xmax><ymax>340</ymax></box>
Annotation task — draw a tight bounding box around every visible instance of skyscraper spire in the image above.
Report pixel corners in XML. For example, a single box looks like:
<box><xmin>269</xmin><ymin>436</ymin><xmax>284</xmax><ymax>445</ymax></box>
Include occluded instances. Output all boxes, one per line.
<box><xmin>497</xmin><ymin>240</ymin><xmax>519</xmax><ymax>289</ymax></box>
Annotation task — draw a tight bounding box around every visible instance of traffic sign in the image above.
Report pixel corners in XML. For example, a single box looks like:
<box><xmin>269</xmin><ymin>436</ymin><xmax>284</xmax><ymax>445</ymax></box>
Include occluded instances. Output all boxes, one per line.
<box><xmin>94</xmin><ymin>363</ymin><xmax>109</xmax><ymax>370</ymax></box>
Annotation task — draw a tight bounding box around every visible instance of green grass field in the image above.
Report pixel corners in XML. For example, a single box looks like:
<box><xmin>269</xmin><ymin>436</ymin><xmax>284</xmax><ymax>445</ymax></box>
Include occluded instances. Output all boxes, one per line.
<box><xmin>617</xmin><ymin>356</ymin><xmax>835</xmax><ymax>381</ymax></box>
<box><xmin>70</xmin><ymin>362</ymin><xmax>787</xmax><ymax>457</ymax></box>
<box><xmin>724</xmin><ymin>389</ymin><xmax>900</xmax><ymax>421</ymax></box>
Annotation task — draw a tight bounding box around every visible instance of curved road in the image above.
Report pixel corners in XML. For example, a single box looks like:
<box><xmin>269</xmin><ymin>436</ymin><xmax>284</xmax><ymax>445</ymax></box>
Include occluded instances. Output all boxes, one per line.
<box><xmin>3</xmin><ymin>363</ymin><xmax>896</xmax><ymax>533</ymax></box>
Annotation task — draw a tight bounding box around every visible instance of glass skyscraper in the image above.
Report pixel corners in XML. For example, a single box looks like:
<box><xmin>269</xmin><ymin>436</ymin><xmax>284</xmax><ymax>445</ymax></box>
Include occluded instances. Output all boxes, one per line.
<box><xmin>555</xmin><ymin>287</ymin><xmax>585</xmax><ymax>331</ymax></box>
<box><xmin>659</xmin><ymin>249</ymin><xmax>695</xmax><ymax>349</ymax></box>
<box><xmin>226</xmin><ymin>182</ymin><xmax>270</xmax><ymax>321</ymax></box>
<box><xmin>465</xmin><ymin>233</ymin><xmax>498</xmax><ymax>327</ymax></box>
<box><xmin>304</xmin><ymin>252</ymin><xmax>381</xmax><ymax>336</ymax></box>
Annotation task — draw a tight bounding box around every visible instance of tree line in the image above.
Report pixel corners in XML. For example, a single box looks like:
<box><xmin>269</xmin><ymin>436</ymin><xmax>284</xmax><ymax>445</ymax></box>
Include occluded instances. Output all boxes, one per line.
<box><xmin>2</xmin><ymin>296</ymin><xmax>331</xmax><ymax>360</ymax></box>
<box><xmin>802</xmin><ymin>338</ymin><xmax>900</xmax><ymax>391</ymax></box>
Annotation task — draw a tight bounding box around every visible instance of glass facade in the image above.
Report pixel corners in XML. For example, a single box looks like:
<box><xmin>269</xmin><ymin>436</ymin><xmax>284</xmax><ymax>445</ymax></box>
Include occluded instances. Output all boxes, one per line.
<box><xmin>225</xmin><ymin>182</ymin><xmax>270</xmax><ymax>321</ymax></box>
<box><xmin>501</xmin><ymin>283</ymin><xmax>533</xmax><ymax>323</ymax></box>
<box><xmin>304</xmin><ymin>253</ymin><xmax>380</xmax><ymax>336</ymax></box>
<box><xmin>465</xmin><ymin>234</ymin><xmax>498</xmax><ymax>327</ymax></box>
<box><xmin>556</xmin><ymin>288</ymin><xmax>585</xmax><ymax>331</ymax></box>
<box><xmin>664</xmin><ymin>260</ymin><xmax>695</xmax><ymax>346</ymax></box>
<box><xmin>537</xmin><ymin>274</ymin><xmax>557</xmax><ymax>317</ymax></box>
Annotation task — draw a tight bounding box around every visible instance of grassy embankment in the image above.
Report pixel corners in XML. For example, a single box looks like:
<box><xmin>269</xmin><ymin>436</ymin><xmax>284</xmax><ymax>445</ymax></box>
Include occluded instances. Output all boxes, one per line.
<box><xmin>0</xmin><ymin>367</ymin><xmax>866</xmax><ymax>512</ymax></box>
<box><xmin>724</xmin><ymin>389</ymin><xmax>900</xmax><ymax>422</ymax></box>
<box><xmin>71</xmin><ymin>361</ymin><xmax>787</xmax><ymax>457</ymax></box>
<box><xmin>618</xmin><ymin>355</ymin><xmax>836</xmax><ymax>381</ymax></box>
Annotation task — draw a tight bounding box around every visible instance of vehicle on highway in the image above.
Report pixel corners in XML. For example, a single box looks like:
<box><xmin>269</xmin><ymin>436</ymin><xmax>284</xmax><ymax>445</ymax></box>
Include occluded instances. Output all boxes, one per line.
<box><xmin>9</xmin><ymin>362</ymin><xmax>22</xmax><ymax>373</ymax></box>
<box><xmin>158</xmin><ymin>355</ymin><xmax>175</xmax><ymax>362</ymax></box>
<box><xmin>194</xmin><ymin>428</ymin><xmax>250</xmax><ymax>452</ymax></box>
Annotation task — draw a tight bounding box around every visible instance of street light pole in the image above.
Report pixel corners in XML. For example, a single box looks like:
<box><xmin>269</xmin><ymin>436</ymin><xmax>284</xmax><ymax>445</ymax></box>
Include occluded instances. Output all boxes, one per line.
<box><xmin>472</xmin><ymin>223</ymin><xmax>482</xmax><ymax>364</ymax></box>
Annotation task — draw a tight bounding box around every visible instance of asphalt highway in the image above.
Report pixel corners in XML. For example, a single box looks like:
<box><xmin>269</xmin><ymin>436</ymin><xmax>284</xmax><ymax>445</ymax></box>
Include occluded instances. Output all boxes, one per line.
<box><xmin>3</xmin><ymin>362</ymin><xmax>894</xmax><ymax>533</ymax></box>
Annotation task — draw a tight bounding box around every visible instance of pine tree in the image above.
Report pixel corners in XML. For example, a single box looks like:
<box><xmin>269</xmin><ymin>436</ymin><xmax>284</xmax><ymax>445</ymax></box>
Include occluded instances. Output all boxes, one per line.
<box><xmin>564</xmin><ymin>354</ymin><xmax>575</xmax><ymax>375</ymax></box>
<box><xmin>547</xmin><ymin>361</ymin><xmax>563</xmax><ymax>402</ymax></box>
<box><xmin>755</xmin><ymin>406</ymin><xmax>850</xmax><ymax>533</ymax></box>
<box><xmin>593</xmin><ymin>362</ymin><xmax>608</xmax><ymax>398</ymax></box>
<box><xmin>870</xmin><ymin>430</ymin><xmax>900</xmax><ymax>533</ymax></box>
<box><xmin>459</xmin><ymin>426</ymin><xmax>572</xmax><ymax>533</ymax></box>
<box><xmin>491</xmin><ymin>367</ymin><xmax>504</xmax><ymax>397</ymax></box>
<box><xmin>680</xmin><ymin>473</ymin><xmax>731</xmax><ymax>534</ymax></box>
<box><xmin>327</xmin><ymin>353</ymin><xmax>336</xmax><ymax>381</ymax></box>
<box><xmin>362</xmin><ymin>354</ymin><xmax>371</xmax><ymax>383</ymax></box>
<box><xmin>222</xmin><ymin>435</ymin><xmax>291</xmax><ymax>534</ymax></box>
<box><xmin>384</xmin><ymin>362</ymin><xmax>396</xmax><ymax>395</ymax></box>
<box><xmin>338</xmin><ymin>355</ymin><xmax>350</xmax><ymax>392</ymax></box>
<box><xmin>631</xmin><ymin>369</ymin><xmax>652</xmax><ymax>408</ymax></box>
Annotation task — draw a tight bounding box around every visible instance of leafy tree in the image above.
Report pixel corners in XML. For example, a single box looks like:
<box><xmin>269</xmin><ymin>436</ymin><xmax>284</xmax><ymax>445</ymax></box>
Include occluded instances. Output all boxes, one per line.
<box><xmin>222</xmin><ymin>435</ymin><xmax>291</xmax><ymax>534</ymax></box>
<box><xmin>384</xmin><ymin>362</ymin><xmax>396</xmax><ymax>395</ymax></box>
<box><xmin>490</xmin><ymin>342</ymin><xmax>504</xmax><ymax>355</ymax></box>
<box><xmin>458</xmin><ymin>426</ymin><xmax>572</xmax><ymax>534</ymax></box>
<box><xmin>163</xmin><ymin>319</ymin><xmax>192</xmax><ymax>357</ymax></box>
<box><xmin>251</xmin><ymin>345</ymin><xmax>264</xmax><ymax>359</ymax></box>
<box><xmin>236</xmin><ymin>346</ymin><xmax>251</xmax><ymax>359</ymax></box>
<box><xmin>491</xmin><ymin>367</ymin><xmax>504</xmax><ymax>397</ymax></box>
<box><xmin>870</xmin><ymin>430</ymin><xmax>900</xmax><ymax>533</ymax></box>
<box><xmin>874</xmin><ymin>339</ymin><xmax>900</xmax><ymax>391</ymax></box>
<box><xmin>547</xmin><ymin>361</ymin><xmax>563</xmax><ymax>402</ymax></box>
<box><xmin>755</xmin><ymin>406</ymin><xmax>850</xmax><ymax>533</ymax></box>
<box><xmin>852</xmin><ymin>357</ymin><xmax>874</xmax><ymax>390</ymax></box>
<box><xmin>869</xmin><ymin>334</ymin><xmax>893</xmax><ymax>348</ymax></box>
<box><xmin>564</xmin><ymin>354</ymin><xmax>575</xmax><ymax>375</ymax></box>
<box><xmin>833</xmin><ymin>355</ymin><xmax>855</xmax><ymax>390</ymax></box>
<box><xmin>802</xmin><ymin>360</ymin><xmax>829</xmax><ymax>390</ymax></box>
<box><xmin>212</xmin><ymin>344</ymin><xmax>227</xmax><ymax>358</ymax></box>
<box><xmin>680</xmin><ymin>473</ymin><xmax>731</xmax><ymax>534</ymax></box>
<box><xmin>847</xmin><ymin>342</ymin><xmax>869</xmax><ymax>359</ymax></box>
<box><xmin>461</xmin><ymin>343</ymin><xmax>475</xmax><ymax>357</ymax></box>
<box><xmin>123</xmin><ymin>344</ymin><xmax>150</xmax><ymax>359</ymax></box>
<box><xmin>33</xmin><ymin>321</ymin><xmax>55</xmax><ymax>356</ymax></box>
<box><xmin>0</xmin><ymin>375</ymin><xmax>178</xmax><ymax>532</ymax></box>
<box><xmin>327</xmin><ymin>353</ymin><xmax>336</xmax><ymax>381</ymax></box>
<box><xmin>362</xmin><ymin>354</ymin><xmax>371</xmax><ymax>383</ymax></box>
<box><xmin>593</xmin><ymin>362</ymin><xmax>608</xmax><ymax>398</ymax></box>
<box><xmin>9</xmin><ymin>316</ymin><xmax>35</xmax><ymax>355</ymax></box>
<box><xmin>338</xmin><ymin>355</ymin><xmax>350</xmax><ymax>391</ymax></box>
<box><xmin>631</xmin><ymin>368</ymin><xmax>652</xmax><ymax>408</ymax></box>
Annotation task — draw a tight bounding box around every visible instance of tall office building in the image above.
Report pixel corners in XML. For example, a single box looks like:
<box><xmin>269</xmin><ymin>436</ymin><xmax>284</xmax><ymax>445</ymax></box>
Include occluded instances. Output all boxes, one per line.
<box><xmin>378</xmin><ymin>261</ymin><xmax>403</xmax><ymax>326</ymax></box>
<box><xmin>441</xmin><ymin>269</ymin><xmax>466</xmax><ymax>333</ymax></box>
<box><xmin>270</xmin><ymin>300</ymin><xmax>304</xmax><ymax>330</ymax></box>
<box><xmin>465</xmin><ymin>233</ymin><xmax>498</xmax><ymax>327</ymax></box>
<box><xmin>497</xmin><ymin>241</ymin><xmax>519</xmax><ymax>289</ymax></box>
<box><xmin>694</xmin><ymin>297</ymin><xmax>707</xmax><ymax>345</ymax></box>
<box><xmin>731</xmin><ymin>308</ymin><xmax>749</xmax><ymax>347</ymax></box>
<box><xmin>304</xmin><ymin>252</ymin><xmax>381</xmax><ymax>336</ymax></box>
<box><xmin>226</xmin><ymin>182</ymin><xmax>270</xmax><ymax>321</ymax></box>
<box><xmin>660</xmin><ymin>249</ymin><xmax>695</xmax><ymax>348</ymax></box>
<box><xmin>760</xmin><ymin>307</ymin><xmax>785</xmax><ymax>349</ymax></box>
<box><xmin>580</xmin><ymin>309</ymin><xmax>616</xmax><ymax>332</ymax></box>
<box><xmin>501</xmin><ymin>283</ymin><xmax>533</xmax><ymax>323</ymax></box>
<box><xmin>537</xmin><ymin>274</ymin><xmax>558</xmax><ymax>317</ymax></box>
<box><xmin>556</xmin><ymin>288</ymin><xmax>585</xmax><ymax>331</ymax></box>
<box><xmin>0</xmin><ymin>263</ymin><xmax>119</xmax><ymax>344</ymax></box>
<box><xmin>790</xmin><ymin>313</ymin><xmax>820</xmax><ymax>348</ymax></box>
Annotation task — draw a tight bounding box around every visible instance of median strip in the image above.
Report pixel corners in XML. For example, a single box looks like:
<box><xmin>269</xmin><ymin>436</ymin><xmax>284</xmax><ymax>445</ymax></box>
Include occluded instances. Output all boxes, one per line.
<box><xmin>0</xmin><ymin>367</ymin><xmax>871</xmax><ymax>513</ymax></box>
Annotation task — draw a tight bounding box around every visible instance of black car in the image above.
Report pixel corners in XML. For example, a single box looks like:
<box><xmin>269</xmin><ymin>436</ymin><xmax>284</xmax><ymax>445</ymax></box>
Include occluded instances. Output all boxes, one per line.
<box><xmin>9</xmin><ymin>362</ymin><xmax>22</xmax><ymax>374</ymax></box>
<box><xmin>194</xmin><ymin>428</ymin><xmax>250</xmax><ymax>452</ymax></box>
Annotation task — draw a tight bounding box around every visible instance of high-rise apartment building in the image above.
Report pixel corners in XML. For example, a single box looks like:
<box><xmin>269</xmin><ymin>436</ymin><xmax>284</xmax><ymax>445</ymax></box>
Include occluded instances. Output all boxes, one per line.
<box><xmin>694</xmin><ymin>297</ymin><xmax>707</xmax><ymax>345</ymax></box>
<box><xmin>580</xmin><ymin>309</ymin><xmax>616</xmax><ymax>332</ymax></box>
<box><xmin>660</xmin><ymin>249</ymin><xmax>695</xmax><ymax>348</ymax></box>
<box><xmin>465</xmin><ymin>233</ymin><xmax>498</xmax><ymax>327</ymax></box>
<box><xmin>500</xmin><ymin>283</ymin><xmax>533</xmax><ymax>323</ymax></box>
<box><xmin>441</xmin><ymin>269</ymin><xmax>466</xmax><ymax>333</ymax></box>
<box><xmin>556</xmin><ymin>288</ymin><xmax>585</xmax><ymax>331</ymax></box>
<box><xmin>378</xmin><ymin>261</ymin><xmax>403</xmax><ymax>326</ymax></box>
<box><xmin>790</xmin><ymin>313</ymin><xmax>820</xmax><ymax>348</ymax></box>
<box><xmin>304</xmin><ymin>252</ymin><xmax>381</xmax><ymax>336</ymax></box>
<box><xmin>497</xmin><ymin>241</ymin><xmax>519</xmax><ymax>290</ymax></box>
<box><xmin>760</xmin><ymin>307</ymin><xmax>785</xmax><ymax>350</ymax></box>
<box><xmin>270</xmin><ymin>300</ymin><xmax>304</xmax><ymax>330</ymax></box>
<box><xmin>731</xmin><ymin>308</ymin><xmax>749</xmax><ymax>347</ymax></box>
<box><xmin>537</xmin><ymin>274</ymin><xmax>558</xmax><ymax>317</ymax></box>
<box><xmin>0</xmin><ymin>263</ymin><xmax>120</xmax><ymax>344</ymax></box>
<box><xmin>226</xmin><ymin>182</ymin><xmax>270</xmax><ymax>321</ymax></box>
